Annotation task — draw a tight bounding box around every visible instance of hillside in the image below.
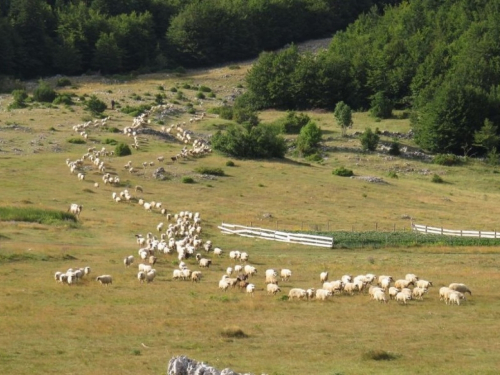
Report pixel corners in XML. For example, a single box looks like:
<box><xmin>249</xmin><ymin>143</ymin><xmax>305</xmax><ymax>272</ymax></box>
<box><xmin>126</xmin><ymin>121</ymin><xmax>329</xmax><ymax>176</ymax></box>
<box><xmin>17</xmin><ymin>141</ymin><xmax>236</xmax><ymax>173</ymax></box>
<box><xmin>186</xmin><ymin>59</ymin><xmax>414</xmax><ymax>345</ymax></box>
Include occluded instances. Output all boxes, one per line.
<box><xmin>1</xmin><ymin>55</ymin><xmax>500</xmax><ymax>374</ymax></box>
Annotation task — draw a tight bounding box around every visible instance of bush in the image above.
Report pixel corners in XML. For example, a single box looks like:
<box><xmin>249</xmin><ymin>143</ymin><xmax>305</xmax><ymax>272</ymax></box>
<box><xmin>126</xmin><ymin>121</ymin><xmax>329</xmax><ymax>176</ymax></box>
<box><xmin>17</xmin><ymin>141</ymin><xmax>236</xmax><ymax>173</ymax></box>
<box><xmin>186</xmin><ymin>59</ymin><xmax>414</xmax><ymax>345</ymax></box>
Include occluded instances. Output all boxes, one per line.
<box><xmin>103</xmin><ymin>138</ymin><xmax>118</xmax><ymax>145</ymax></box>
<box><xmin>432</xmin><ymin>153</ymin><xmax>461</xmax><ymax>166</ymax></box>
<box><xmin>226</xmin><ymin>160</ymin><xmax>235</xmax><ymax>167</ymax></box>
<box><xmin>120</xmin><ymin>104</ymin><xmax>151</xmax><ymax>117</ymax></box>
<box><xmin>275</xmin><ymin>111</ymin><xmax>311</xmax><ymax>134</ymax></box>
<box><xmin>170</xmin><ymin>87</ymin><xmax>177</xmax><ymax>92</ymax></box>
<box><xmin>53</xmin><ymin>93</ymin><xmax>74</xmax><ymax>105</ymax></box>
<box><xmin>370</xmin><ymin>91</ymin><xmax>393</xmax><ymax>119</ymax></box>
<box><xmin>388</xmin><ymin>171</ymin><xmax>398</xmax><ymax>179</ymax></box>
<box><xmin>182</xmin><ymin>176</ymin><xmax>195</xmax><ymax>183</ymax></box>
<box><xmin>56</xmin><ymin>78</ymin><xmax>72</xmax><ymax>87</ymax></box>
<box><xmin>333</xmin><ymin>166</ymin><xmax>354</xmax><ymax>177</ymax></box>
<box><xmin>220</xmin><ymin>326</ymin><xmax>248</xmax><ymax>338</ymax></box>
<box><xmin>362</xmin><ymin>350</ymin><xmax>399</xmax><ymax>361</ymax></box>
<box><xmin>33</xmin><ymin>80</ymin><xmax>56</xmax><ymax>103</ymax></box>
<box><xmin>67</xmin><ymin>138</ymin><xmax>86</xmax><ymax>144</ymax></box>
<box><xmin>85</xmin><ymin>95</ymin><xmax>107</xmax><ymax>115</ymax></box>
<box><xmin>194</xmin><ymin>167</ymin><xmax>225</xmax><ymax>176</ymax></box>
<box><xmin>182</xmin><ymin>83</ymin><xmax>191</xmax><ymax>89</ymax></box>
<box><xmin>155</xmin><ymin>93</ymin><xmax>164</xmax><ymax>104</ymax></box>
<box><xmin>104</xmin><ymin>126</ymin><xmax>120</xmax><ymax>133</ymax></box>
<box><xmin>305</xmin><ymin>153</ymin><xmax>323</xmax><ymax>162</ymax></box>
<box><xmin>388</xmin><ymin>140</ymin><xmax>401</xmax><ymax>156</ymax></box>
<box><xmin>431</xmin><ymin>174</ymin><xmax>444</xmax><ymax>183</ymax></box>
<box><xmin>296</xmin><ymin>121</ymin><xmax>322</xmax><ymax>156</ymax></box>
<box><xmin>209</xmin><ymin>106</ymin><xmax>233</xmax><ymax>120</ymax></box>
<box><xmin>360</xmin><ymin>127</ymin><xmax>380</xmax><ymax>152</ymax></box>
<box><xmin>115</xmin><ymin>143</ymin><xmax>132</xmax><ymax>157</ymax></box>
<box><xmin>10</xmin><ymin>89</ymin><xmax>28</xmax><ymax>109</ymax></box>
<box><xmin>199</xmin><ymin>85</ymin><xmax>212</xmax><ymax>92</ymax></box>
<box><xmin>196</xmin><ymin>92</ymin><xmax>205</xmax><ymax>99</ymax></box>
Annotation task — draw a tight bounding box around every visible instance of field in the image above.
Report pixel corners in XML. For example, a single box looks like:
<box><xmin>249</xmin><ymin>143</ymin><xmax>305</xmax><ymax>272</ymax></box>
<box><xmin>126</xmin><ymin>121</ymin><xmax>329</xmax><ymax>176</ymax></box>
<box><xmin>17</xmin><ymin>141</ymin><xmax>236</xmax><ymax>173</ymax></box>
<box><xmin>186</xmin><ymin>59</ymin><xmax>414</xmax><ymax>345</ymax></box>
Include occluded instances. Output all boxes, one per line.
<box><xmin>1</xmin><ymin>53</ymin><xmax>500</xmax><ymax>375</ymax></box>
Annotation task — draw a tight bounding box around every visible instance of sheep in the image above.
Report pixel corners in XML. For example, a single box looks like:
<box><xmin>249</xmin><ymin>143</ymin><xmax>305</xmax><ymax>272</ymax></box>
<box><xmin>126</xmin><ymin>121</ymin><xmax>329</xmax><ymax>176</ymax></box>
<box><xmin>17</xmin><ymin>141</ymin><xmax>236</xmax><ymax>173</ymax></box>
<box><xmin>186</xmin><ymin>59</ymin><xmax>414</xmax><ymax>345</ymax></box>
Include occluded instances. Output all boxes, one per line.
<box><xmin>198</xmin><ymin>258</ymin><xmax>212</xmax><ymax>268</ymax></box>
<box><xmin>341</xmin><ymin>275</ymin><xmax>352</xmax><ymax>284</ymax></box>
<box><xmin>267</xmin><ymin>283</ymin><xmax>281</xmax><ymax>295</ymax></box>
<box><xmin>412</xmin><ymin>287</ymin><xmax>428</xmax><ymax>300</ymax></box>
<box><xmin>379</xmin><ymin>277</ymin><xmax>392</xmax><ymax>291</ymax></box>
<box><xmin>96</xmin><ymin>275</ymin><xmax>112</xmax><ymax>285</ymax></box>
<box><xmin>395</xmin><ymin>279</ymin><xmax>413</xmax><ymax>289</ymax></box>
<box><xmin>265</xmin><ymin>274</ymin><xmax>279</xmax><ymax>285</ymax></box>
<box><xmin>219</xmin><ymin>277</ymin><xmax>230</xmax><ymax>292</ymax></box>
<box><xmin>288</xmin><ymin>288</ymin><xmax>307</xmax><ymax>300</ymax></box>
<box><xmin>244</xmin><ymin>265</ymin><xmax>257</xmax><ymax>277</ymax></box>
<box><xmin>373</xmin><ymin>290</ymin><xmax>388</xmax><ymax>303</ymax></box>
<box><xmin>191</xmin><ymin>271</ymin><xmax>202</xmax><ymax>283</ymax></box>
<box><xmin>138</xmin><ymin>264</ymin><xmax>152</xmax><ymax>273</ymax></box>
<box><xmin>181</xmin><ymin>269</ymin><xmax>191</xmax><ymax>280</ymax></box>
<box><xmin>94</xmin><ymin>182</ymin><xmax>99</xmax><ymax>188</ymax></box>
<box><xmin>54</xmin><ymin>271</ymin><xmax>62</xmax><ymax>281</ymax></box>
<box><xmin>68</xmin><ymin>203</ymin><xmax>83</xmax><ymax>218</ymax></box>
<box><xmin>229</xmin><ymin>250</ymin><xmax>241</xmax><ymax>261</ymax></box>
<box><xmin>396</xmin><ymin>292</ymin><xmax>410</xmax><ymax>304</ymax></box>
<box><xmin>137</xmin><ymin>271</ymin><xmax>146</xmax><ymax>283</ymax></box>
<box><xmin>369</xmin><ymin>286</ymin><xmax>385</xmax><ymax>298</ymax></box>
<box><xmin>234</xmin><ymin>264</ymin><xmax>243</xmax><ymax>273</ymax></box>
<box><xmin>323</xmin><ymin>281</ymin><xmax>343</xmax><ymax>294</ymax></box>
<box><xmin>83</xmin><ymin>266</ymin><xmax>91</xmax><ymax>276</ymax></box>
<box><xmin>240</xmin><ymin>252</ymin><xmax>249</xmax><ymax>263</ymax></box>
<box><xmin>265</xmin><ymin>269</ymin><xmax>277</xmax><ymax>278</ymax></box>
<box><xmin>388</xmin><ymin>287</ymin><xmax>400</xmax><ymax>300</ymax></box>
<box><xmin>280</xmin><ymin>269</ymin><xmax>292</xmax><ymax>282</ymax></box>
<box><xmin>439</xmin><ymin>287</ymin><xmax>452</xmax><ymax>301</ymax></box>
<box><xmin>172</xmin><ymin>269</ymin><xmax>183</xmax><ymax>280</ymax></box>
<box><xmin>401</xmin><ymin>288</ymin><xmax>413</xmax><ymax>299</ymax></box>
<box><xmin>416</xmin><ymin>279</ymin><xmax>433</xmax><ymax>289</ymax></box>
<box><xmin>143</xmin><ymin>202</ymin><xmax>152</xmax><ymax>211</ymax></box>
<box><xmin>378</xmin><ymin>275</ymin><xmax>393</xmax><ymax>286</ymax></box>
<box><xmin>448</xmin><ymin>291</ymin><xmax>465</xmax><ymax>305</ymax></box>
<box><xmin>449</xmin><ymin>283</ymin><xmax>472</xmax><ymax>295</ymax></box>
<box><xmin>315</xmin><ymin>289</ymin><xmax>333</xmax><ymax>301</ymax></box>
<box><xmin>246</xmin><ymin>283</ymin><xmax>255</xmax><ymax>296</ymax></box>
<box><xmin>343</xmin><ymin>282</ymin><xmax>358</xmax><ymax>295</ymax></box>
<box><xmin>306</xmin><ymin>288</ymin><xmax>316</xmax><ymax>300</ymax></box>
<box><xmin>405</xmin><ymin>273</ymin><xmax>419</xmax><ymax>283</ymax></box>
<box><xmin>213</xmin><ymin>247</ymin><xmax>223</xmax><ymax>257</ymax></box>
<box><xmin>320</xmin><ymin>271</ymin><xmax>329</xmax><ymax>283</ymax></box>
<box><xmin>148</xmin><ymin>256</ymin><xmax>157</xmax><ymax>266</ymax></box>
<box><xmin>145</xmin><ymin>270</ymin><xmax>156</xmax><ymax>283</ymax></box>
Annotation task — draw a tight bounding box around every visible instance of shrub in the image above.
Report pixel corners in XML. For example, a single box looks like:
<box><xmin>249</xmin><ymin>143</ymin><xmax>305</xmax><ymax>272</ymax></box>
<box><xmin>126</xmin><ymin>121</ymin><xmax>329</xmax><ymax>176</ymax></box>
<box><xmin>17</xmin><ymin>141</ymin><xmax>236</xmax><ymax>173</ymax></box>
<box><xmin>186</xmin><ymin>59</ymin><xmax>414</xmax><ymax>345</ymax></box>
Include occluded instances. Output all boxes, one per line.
<box><xmin>67</xmin><ymin>138</ymin><xmax>86</xmax><ymax>144</ymax></box>
<box><xmin>170</xmin><ymin>87</ymin><xmax>177</xmax><ymax>92</ymax></box>
<box><xmin>199</xmin><ymin>85</ymin><xmax>211</xmax><ymax>92</ymax></box>
<box><xmin>360</xmin><ymin>127</ymin><xmax>380</xmax><ymax>152</ymax></box>
<box><xmin>333</xmin><ymin>167</ymin><xmax>354</xmax><ymax>177</ymax></box>
<box><xmin>275</xmin><ymin>111</ymin><xmax>311</xmax><ymax>134</ymax></box>
<box><xmin>120</xmin><ymin>104</ymin><xmax>151</xmax><ymax>117</ymax></box>
<box><xmin>155</xmin><ymin>93</ymin><xmax>164</xmax><ymax>104</ymax></box>
<box><xmin>10</xmin><ymin>89</ymin><xmax>28</xmax><ymax>109</ymax></box>
<box><xmin>296</xmin><ymin>121</ymin><xmax>322</xmax><ymax>156</ymax></box>
<box><xmin>187</xmin><ymin>107</ymin><xmax>196</xmax><ymax>114</ymax></box>
<box><xmin>56</xmin><ymin>78</ymin><xmax>72</xmax><ymax>87</ymax></box>
<box><xmin>85</xmin><ymin>95</ymin><xmax>107</xmax><ymax>115</ymax></box>
<box><xmin>182</xmin><ymin>176</ymin><xmax>195</xmax><ymax>184</ymax></box>
<box><xmin>103</xmin><ymin>138</ymin><xmax>118</xmax><ymax>145</ymax></box>
<box><xmin>209</xmin><ymin>106</ymin><xmax>233</xmax><ymax>120</ymax></box>
<box><xmin>431</xmin><ymin>174</ymin><xmax>444</xmax><ymax>183</ymax></box>
<box><xmin>208</xmin><ymin>92</ymin><xmax>216</xmax><ymax>98</ymax></box>
<box><xmin>370</xmin><ymin>91</ymin><xmax>393</xmax><ymax>119</ymax></box>
<box><xmin>182</xmin><ymin>83</ymin><xmax>191</xmax><ymax>89</ymax></box>
<box><xmin>53</xmin><ymin>93</ymin><xmax>74</xmax><ymax>106</ymax></box>
<box><xmin>306</xmin><ymin>153</ymin><xmax>323</xmax><ymax>162</ymax></box>
<box><xmin>388</xmin><ymin>140</ymin><xmax>401</xmax><ymax>156</ymax></box>
<box><xmin>226</xmin><ymin>160</ymin><xmax>235</xmax><ymax>167</ymax></box>
<box><xmin>104</xmin><ymin>126</ymin><xmax>120</xmax><ymax>133</ymax></box>
<box><xmin>362</xmin><ymin>350</ymin><xmax>399</xmax><ymax>361</ymax></box>
<box><xmin>115</xmin><ymin>143</ymin><xmax>132</xmax><ymax>157</ymax></box>
<box><xmin>433</xmin><ymin>154</ymin><xmax>461</xmax><ymax>166</ymax></box>
<box><xmin>194</xmin><ymin>167</ymin><xmax>225</xmax><ymax>176</ymax></box>
<box><xmin>196</xmin><ymin>92</ymin><xmax>205</xmax><ymax>99</ymax></box>
<box><xmin>228</xmin><ymin>65</ymin><xmax>241</xmax><ymax>70</ymax></box>
<box><xmin>388</xmin><ymin>171</ymin><xmax>398</xmax><ymax>179</ymax></box>
<box><xmin>33</xmin><ymin>80</ymin><xmax>56</xmax><ymax>103</ymax></box>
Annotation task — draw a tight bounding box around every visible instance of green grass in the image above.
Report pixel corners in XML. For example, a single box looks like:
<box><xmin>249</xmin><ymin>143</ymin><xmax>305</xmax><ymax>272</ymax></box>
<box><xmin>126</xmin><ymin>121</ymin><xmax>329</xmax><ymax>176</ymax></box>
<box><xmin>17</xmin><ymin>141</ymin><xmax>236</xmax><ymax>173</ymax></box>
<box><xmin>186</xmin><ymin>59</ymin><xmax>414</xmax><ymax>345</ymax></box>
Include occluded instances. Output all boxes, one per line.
<box><xmin>0</xmin><ymin>207</ymin><xmax>77</xmax><ymax>225</ymax></box>
<box><xmin>194</xmin><ymin>167</ymin><xmax>225</xmax><ymax>176</ymax></box>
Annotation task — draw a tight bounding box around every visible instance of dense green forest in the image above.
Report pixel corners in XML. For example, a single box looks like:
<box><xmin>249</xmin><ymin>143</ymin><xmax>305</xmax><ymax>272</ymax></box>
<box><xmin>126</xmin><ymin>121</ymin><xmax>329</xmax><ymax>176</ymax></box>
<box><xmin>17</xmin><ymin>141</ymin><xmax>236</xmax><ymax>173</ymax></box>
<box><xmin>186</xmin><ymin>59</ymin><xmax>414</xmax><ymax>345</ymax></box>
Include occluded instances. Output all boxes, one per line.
<box><xmin>243</xmin><ymin>0</ymin><xmax>500</xmax><ymax>155</ymax></box>
<box><xmin>0</xmin><ymin>0</ymin><xmax>398</xmax><ymax>78</ymax></box>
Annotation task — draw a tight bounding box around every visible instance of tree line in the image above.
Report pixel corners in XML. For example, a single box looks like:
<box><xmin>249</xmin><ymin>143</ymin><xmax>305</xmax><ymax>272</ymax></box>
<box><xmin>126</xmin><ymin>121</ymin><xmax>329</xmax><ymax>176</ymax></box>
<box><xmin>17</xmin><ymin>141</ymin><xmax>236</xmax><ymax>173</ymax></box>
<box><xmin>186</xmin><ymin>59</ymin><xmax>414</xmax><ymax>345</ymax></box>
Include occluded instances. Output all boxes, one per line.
<box><xmin>242</xmin><ymin>0</ymin><xmax>500</xmax><ymax>156</ymax></box>
<box><xmin>0</xmin><ymin>0</ymin><xmax>398</xmax><ymax>79</ymax></box>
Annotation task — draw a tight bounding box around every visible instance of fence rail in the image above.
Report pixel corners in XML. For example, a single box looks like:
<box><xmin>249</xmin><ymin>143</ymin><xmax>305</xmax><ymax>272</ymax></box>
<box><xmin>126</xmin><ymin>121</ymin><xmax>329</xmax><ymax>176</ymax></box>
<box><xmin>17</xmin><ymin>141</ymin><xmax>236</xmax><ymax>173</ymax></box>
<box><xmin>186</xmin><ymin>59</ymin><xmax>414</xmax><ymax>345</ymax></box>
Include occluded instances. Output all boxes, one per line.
<box><xmin>412</xmin><ymin>223</ymin><xmax>500</xmax><ymax>238</ymax></box>
<box><xmin>219</xmin><ymin>223</ymin><xmax>334</xmax><ymax>248</ymax></box>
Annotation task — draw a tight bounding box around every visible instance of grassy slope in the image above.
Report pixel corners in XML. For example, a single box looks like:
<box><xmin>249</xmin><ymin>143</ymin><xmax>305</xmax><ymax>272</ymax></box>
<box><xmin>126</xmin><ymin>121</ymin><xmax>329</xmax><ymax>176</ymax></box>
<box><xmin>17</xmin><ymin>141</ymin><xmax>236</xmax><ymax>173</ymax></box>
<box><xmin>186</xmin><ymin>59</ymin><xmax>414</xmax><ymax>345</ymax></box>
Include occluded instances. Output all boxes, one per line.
<box><xmin>1</xmin><ymin>61</ymin><xmax>500</xmax><ymax>374</ymax></box>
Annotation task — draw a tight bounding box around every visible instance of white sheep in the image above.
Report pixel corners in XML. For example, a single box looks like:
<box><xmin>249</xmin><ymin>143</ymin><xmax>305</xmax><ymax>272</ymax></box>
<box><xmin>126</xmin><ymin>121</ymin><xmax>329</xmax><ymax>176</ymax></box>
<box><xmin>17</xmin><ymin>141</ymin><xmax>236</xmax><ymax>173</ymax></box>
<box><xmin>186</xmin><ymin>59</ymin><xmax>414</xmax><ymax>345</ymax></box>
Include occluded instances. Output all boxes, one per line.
<box><xmin>341</xmin><ymin>275</ymin><xmax>352</xmax><ymax>284</ymax></box>
<box><xmin>96</xmin><ymin>275</ymin><xmax>112</xmax><ymax>285</ymax></box>
<box><xmin>138</xmin><ymin>264</ymin><xmax>152</xmax><ymax>273</ymax></box>
<box><xmin>244</xmin><ymin>265</ymin><xmax>257</xmax><ymax>277</ymax></box>
<box><xmin>240</xmin><ymin>252</ymin><xmax>249</xmax><ymax>263</ymax></box>
<box><xmin>412</xmin><ymin>287</ymin><xmax>428</xmax><ymax>300</ymax></box>
<box><xmin>405</xmin><ymin>273</ymin><xmax>419</xmax><ymax>283</ymax></box>
<box><xmin>226</xmin><ymin>267</ymin><xmax>233</xmax><ymax>276</ymax></box>
<box><xmin>267</xmin><ymin>283</ymin><xmax>281</xmax><ymax>295</ymax></box>
<box><xmin>213</xmin><ymin>247</ymin><xmax>223</xmax><ymax>257</ymax></box>
<box><xmin>137</xmin><ymin>271</ymin><xmax>146</xmax><ymax>283</ymax></box>
<box><xmin>229</xmin><ymin>250</ymin><xmax>241</xmax><ymax>261</ymax></box>
<box><xmin>320</xmin><ymin>271</ymin><xmax>328</xmax><ymax>283</ymax></box>
<box><xmin>246</xmin><ymin>283</ymin><xmax>255</xmax><ymax>296</ymax></box>
<box><xmin>306</xmin><ymin>288</ymin><xmax>316</xmax><ymax>300</ymax></box>
<box><xmin>288</xmin><ymin>288</ymin><xmax>307</xmax><ymax>300</ymax></box>
<box><xmin>145</xmin><ymin>270</ymin><xmax>156</xmax><ymax>283</ymax></box>
<box><xmin>396</xmin><ymin>292</ymin><xmax>410</xmax><ymax>304</ymax></box>
<box><xmin>323</xmin><ymin>281</ymin><xmax>343</xmax><ymax>294</ymax></box>
<box><xmin>191</xmin><ymin>271</ymin><xmax>202</xmax><ymax>283</ymax></box>
<box><xmin>388</xmin><ymin>287</ymin><xmax>400</xmax><ymax>300</ymax></box>
<box><xmin>447</xmin><ymin>291</ymin><xmax>465</xmax><ymax>305</ymax></box>
<box><xmin>315</xmin><ymin>289</ymin><xmax>333</xmax><ymax>301</ymax></box>
<box><xmin>219</xmin><ymin>277</ymin><xmax>230</xmax><ymax>292</ymax></box>
<box><xmin>280</xmin><ymin>269</ymin><xmax>292</xmax><ymax>282</ymax></box>
<box><xmin>172</xmin><ymin>269</ymin><xmax>183</xmax><ymax>280</ymax></box>
<box><xmin>395</xmin><ymin>279</ymin><xmax>413</xmax><ymax>289</ymax></box>
<box><xmin>343</xmin><ymin>282</ymin><xmax>358</xmax><ymax>295</ymax></box>
<box><xmin>68</xmin><ymin>203</ymin><xmax>83</xmax><ymax>218</ymax></box>
<box><xmin>439</xmin><ymin>287</ymin><xmax>452</xmax><ymax>301</ymax></box>
<box><xmin>373</xmin><ymin>290</ymin><xmax>388</xmax><ymax>303</ymax></box>
<box><xmin>369</xmin><ymin>286</ymin><xmax>385</xmax><ymax>298</ymax></box>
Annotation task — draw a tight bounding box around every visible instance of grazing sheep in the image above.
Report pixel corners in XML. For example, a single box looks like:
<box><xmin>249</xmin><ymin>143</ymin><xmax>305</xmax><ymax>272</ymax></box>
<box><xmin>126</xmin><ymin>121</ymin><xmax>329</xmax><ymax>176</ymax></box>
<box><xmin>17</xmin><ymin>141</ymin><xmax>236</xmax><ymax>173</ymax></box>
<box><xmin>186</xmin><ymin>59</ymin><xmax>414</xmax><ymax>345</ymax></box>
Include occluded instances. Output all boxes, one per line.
<box><xmin>138</xmin><ymin>264</ymin><xmax>152</xmax><ymax>273</ymax></box>
<box><xmin>373</xmin><ymin>290</ymin><xmax>388</xmax><ymax>303</ymax></box>
<box><xmin>323</xmin><ymin>281</ymin><xmax>343</xmax><ymax>294</ymax></box>
<box><xmin>234</xmin><ymin>265</ymin><xmax>243</xmax><ymax>273</ymax></box>
<box><xmin>288</xmin><ymin>288</ymin><xmax>307</xmax><ymax>300</ymax></box>
<box><xmin>172</xmin><ymin>269</ymin><xmax>183</xmax><ymax>280</ymax></box>
<box><xmin>379</xmin><ymin>277</ymin><xmax>392</xmax><ymax>291</ymax></box>
<box><xmin>96</xmin><ymin>275</ymin><xmax>112</xmax><ymax>285</ymax></box>
<box><xmin>306</xmin><ymin>288</ymin><xmax>316</xmax><ymax>300</ymax></box>
<box><xmin>320</xmin><ymin>271</ymin><xmax>328</xmax><ymax>283</ymax></box>
<box><xmin>439</xmin><ymin>287</ymin><xmax>452</xmax><ymax>301</ymax></box>
<box><xmin>240</xmin><ymin>252</ymin><xmax>249</xmax><ymax>263</ymax></box>
<box><xmin>265</xmin><ymin>274</ymin><xmax>279</xmax><ymax>285</ymax></box>
<box><xmin>280</xmin><ymin>269</ymin><xmax>292</xmax><ymax>282</ymax></box>
<box><xmin>267</xmin><ymin>283</ymin><xmax>281</xmax><ymax>295</ymax></box>
<box><xmin>244</xmin><ymin>265</ymin><xmax>257</xmax><ymax>277</ymax></box>
<box><xmin>396</xmin><ymin>292</ymin><xmax>410</xmax><ymax>304</ymax></box>
<box><xmin>137</xmin><ymin>271</ymin><xmax>146</xmax><ymax>283</ymax></box>
<box><xmin>449</xmin><ymin>283</ymin><xmax>472</xmax><ymax>295</ymax></box>
<box><xmin>145</xmin><ymin>270</ymin><xmax>156</xmax><ymax>283</ymax></box>
<box><xmin>135</xmin><ymin>185</ymin><xmax>143</xmax><ymax>193</ymax></box>
<box><xmin>213</xmin><ymin>247</ymin><xmax>223</xmax><ymax>257</ymax></box>
<box><xmin>343</xmin><ymin>282</ymin><xmax>358</xmax><ymax>295</ymax></box>
<box><xmin>148</xmin><ymin>256</ymin><xmax>157</xmax><ymax>266</ymax></box>
<box><xmin>369</xmin><ymin>286</ymin><xmax>385</xmax><ymax>298</ymax></box>
<box><xmin>405</xmin><ymin>273</ymin><xmax>419</xmax><ymax>283</ymax></box>
<box><xmin>341</xmin><ymin>275</ymin><xmax>352</xmax><ymax>284</ymax></box>
<box><xmin>68</xmin><ymin>203</ymin><xmax>83</xmax><ymax>218</ymax></box>
<box><xmin>94</xmin><ymin>182</ymin><xmax>99</xmax><ymax>188</ymax></box>
<box><xmin>378</xmin><ymin>275</ymin><xmax>393</xmax><ymax>286</ymax></box>
<box><xmin>191</xmin><ymin>271</ymin><xmax>202</xmax><ymax>283</ymax></box>
<box><xmin>315</xmin><ymin>289</ymin><xmax>333</xmax><ymax>301</ymax></box>
<box><xmin>416</xmin><ymin>279</ymin><xmax>433</xmax><ymax>289</ymax></box>
<box><xmin>412</xmin><ymin>287</ymin><xmax>428</xmax><ymax>300</ymax></box>
<box><xmin>219</xmin><ymin>276</ymin><xmax>230</xmax><ymax>292</ymax></box>
<box><xmin>229</xmin><ymin>250</ymin><xmax>241</xmax><ymax>261</ymax></box>
<box><xmin>246</xmin><ymin>283</ymin><xmax>255</xmax><ymax>296</ymax></box>
<box><xmin>448</xmin><ymin>291</ymin><xmax>465</xmax><ymax>305</ymax></box>
<box><xmin>388</xmin><ymin>287</ymin><xmax>400</xmax><ymax>300</ymax></box>
<box><xmin>395</xmin><ymin>279</ymin><xmax>413</xmax><ymax>289</ymax></box>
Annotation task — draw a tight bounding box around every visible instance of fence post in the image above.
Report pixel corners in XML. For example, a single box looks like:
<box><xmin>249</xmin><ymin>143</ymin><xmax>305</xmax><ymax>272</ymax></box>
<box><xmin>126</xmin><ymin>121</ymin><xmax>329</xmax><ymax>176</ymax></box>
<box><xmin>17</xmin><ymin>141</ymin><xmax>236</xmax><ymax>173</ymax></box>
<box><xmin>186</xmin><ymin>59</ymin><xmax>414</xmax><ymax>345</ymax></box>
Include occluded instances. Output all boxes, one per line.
<box><xmin>375</xmin><ymin>222</ymin><xmax>378</xmax><ymax>231</ymax></box>
<box><xmin>327</xmin><ymin>220</ymin><xmax>330</xmax><ymax>231</ymax></box>
<box><xmin>460</xmin><ymin>230</ymin><xmax>462</xmax><ymax>237</ymax></box>
<box><xmin>479</xmin><ymin>231</ymin><xmax>481</xmax><ymax>238</ymax></box>
<box><xmin>441</xmin><ymin>227</ymin><xmax>443</xmax><ymax>235</ymax></box>
<box><xmin>425</xmin><ymin>226</ymin><xmax>428</xmax><ymax>234</ymax></box>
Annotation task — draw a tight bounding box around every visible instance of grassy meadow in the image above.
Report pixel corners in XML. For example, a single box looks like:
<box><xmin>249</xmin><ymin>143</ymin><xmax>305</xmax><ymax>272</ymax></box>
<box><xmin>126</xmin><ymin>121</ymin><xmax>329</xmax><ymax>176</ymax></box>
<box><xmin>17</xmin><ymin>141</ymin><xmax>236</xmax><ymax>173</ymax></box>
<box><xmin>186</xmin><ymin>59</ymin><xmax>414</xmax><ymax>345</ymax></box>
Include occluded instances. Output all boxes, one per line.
<box><xmin>1</xmin><ymin>58</ymin><xmax>500</xmax><ymax>375</ymax></box>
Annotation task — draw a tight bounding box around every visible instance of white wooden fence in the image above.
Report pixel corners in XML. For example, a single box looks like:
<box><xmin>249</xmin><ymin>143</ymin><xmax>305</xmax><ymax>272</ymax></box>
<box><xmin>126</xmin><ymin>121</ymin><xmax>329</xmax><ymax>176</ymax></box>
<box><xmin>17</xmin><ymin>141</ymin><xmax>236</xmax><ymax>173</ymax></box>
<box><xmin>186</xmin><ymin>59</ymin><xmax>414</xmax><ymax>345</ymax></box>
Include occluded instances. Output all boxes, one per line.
<box><xmin>219</xmin><ymin>223</ymin><xmax>334</xmax><ymax>248</ymax></box>
<box><xmin>412</xmin><ymin>223</ymin><xmax>500</xmax><ymax>238</ymax></box>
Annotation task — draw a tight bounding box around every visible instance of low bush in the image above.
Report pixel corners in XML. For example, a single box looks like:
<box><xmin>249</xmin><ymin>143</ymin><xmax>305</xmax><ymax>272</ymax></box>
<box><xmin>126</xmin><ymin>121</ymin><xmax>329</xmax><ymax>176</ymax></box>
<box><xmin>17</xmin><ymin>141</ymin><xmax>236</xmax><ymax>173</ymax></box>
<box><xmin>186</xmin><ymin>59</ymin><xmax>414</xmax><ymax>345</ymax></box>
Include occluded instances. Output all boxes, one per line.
<box><xmin>388</xmin><ymin>171</ymin><xmax>398</xmax><ymax>179</ymax></box>
<box><xmin>196</xmin><ymin>92</ymin><xmax>205</xmax><ymax>99</ymax></box>
<box><xmin>182</xmin><ymin>176</ymin><xmax>195</xmax><ymax>184</ymax></box>
<box><xmin>431</xmin><ymin>174</ymin><xmax>444</xmax><ymax>183</ymax></box>
<box><xmin>56</xmin><ymin>78</ymin><xmax>72</xmax><ymax>87</ymax></box>
<box><xmin>225</xmin><ymin>160</ymin><xmax>235</xmax><ymax>167</ymax></box>
<box><xmin>103</xmin><ymin>138</ymin><xmax>118</xmax><ymax>145</ymax></box>
<box><xmin>333</xmin><ymin>167</ymin><xmax>354</xmax><ymax>177</ymax></box>
<box><xmin>115</xmin><ymin>143</ymin><xmax>132</xmax><ymax>157</ymax></box>
<box><xmin>120</xmin><ymin>104</ymin><xmax>152</xmax><ymax>117</ymax></box>
<box><xmin>53</xmin><ymin>93</ymin><xmax>74</xmax><ymax>105</ymax></box>
<box><xmin>362</xmin><ymin>350</ymin><xmax>399</xmax><ymax>361</ymax></box>
<box><xmin>67</xmin><ymin>138</ymin><xmax>86</xmax><ymax>144</ymax></box>
<box><xmin>85</xmin><ymin>95</ymin><xmax>107</xmax><ymax>115</ymax></box>
<box><xmin>0</xmin><ymin>206</ymin><xmax>77</xmax><ymax>224</ymax></box>
<box><xmin>199</xmin><ymin>85</ymin><xmax>212</xmax><ymax>92</ymax></box>
<box><xmin>194</xmin><ymin>167</ymin><xmax>225</xmax><ymax>176</ymax></box>
<box><xmin>9</xmin><ymin>89</ymin><xmax>28</xmax><ymax>109</ymax></box>
<box><xmin>220</xmin><ymin>326</ymin><xmax>248</xmax><ymax>338</ymax></box>
<box><xmin>433</xmin><ymin>153</ymin><xmax>462</xmax><ymax>166</ymax></box>
<box><xmin>388</xmin><ymin>140</ymin><xmax>401</xmax><ymax>156</ymax></box>
<box><xmin>33</xmin><ymin>80</ymin><xmax>56</xmax><ymax>103</ymax></box>
<box><xmin>209</xmin><ymin>106</ymin><xmax>233</xmax><ymax>120</ymax></box>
